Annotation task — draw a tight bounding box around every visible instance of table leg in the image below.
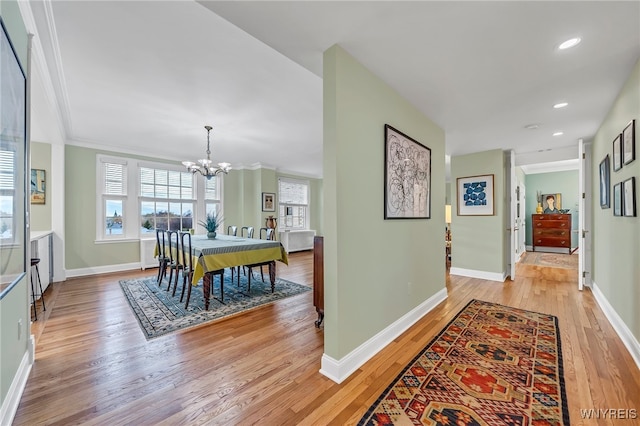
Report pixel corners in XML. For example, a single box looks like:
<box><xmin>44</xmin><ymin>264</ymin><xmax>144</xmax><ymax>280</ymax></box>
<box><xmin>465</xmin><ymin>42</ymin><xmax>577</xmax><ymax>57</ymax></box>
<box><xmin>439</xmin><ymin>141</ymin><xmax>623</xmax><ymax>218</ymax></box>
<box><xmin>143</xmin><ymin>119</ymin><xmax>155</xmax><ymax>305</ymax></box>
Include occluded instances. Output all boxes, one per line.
<box><xmin>268</xmin><ymin>260</ymin><xmax>276</xmax><ymax>292</ymax></box>
<box><xmin>203</xmin><ymin>273</ymin><xmax>211</xmax><ymax>311</ymax></box>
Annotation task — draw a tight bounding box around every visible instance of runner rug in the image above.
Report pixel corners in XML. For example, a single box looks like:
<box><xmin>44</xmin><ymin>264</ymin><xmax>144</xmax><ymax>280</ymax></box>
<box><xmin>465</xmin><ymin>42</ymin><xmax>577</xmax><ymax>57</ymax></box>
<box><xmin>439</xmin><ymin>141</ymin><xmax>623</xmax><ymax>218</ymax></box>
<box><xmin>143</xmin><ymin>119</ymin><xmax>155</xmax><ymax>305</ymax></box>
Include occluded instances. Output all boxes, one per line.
<box><xmin>359</xmin><ymin>299</ymin><xmax>570</xmax><ymax>425</ymax></box>
<box><xmin>120</xmin><ymin>272</ymin><xmax>310</xmax><ymax>339</ymax></box>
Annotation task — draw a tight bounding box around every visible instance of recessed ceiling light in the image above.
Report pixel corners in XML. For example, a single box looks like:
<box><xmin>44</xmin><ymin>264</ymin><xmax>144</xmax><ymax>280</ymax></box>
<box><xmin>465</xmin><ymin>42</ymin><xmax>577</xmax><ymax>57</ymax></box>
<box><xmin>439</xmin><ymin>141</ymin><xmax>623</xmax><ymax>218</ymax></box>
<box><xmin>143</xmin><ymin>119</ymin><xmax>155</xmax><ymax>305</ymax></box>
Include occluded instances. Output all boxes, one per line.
<box><xmin>553</xmin><ymin>102</ymin><xmax>568</xmax><ymax>109</ymax></box>
<box><xmin>558</xmin><ymin>37</ymin><xmax>581</xmax><ymax>50</ymax></box>
<box><xmin>524</xmin><ymin>124</ymin><xmax>540</xmax><ymax>130</ymax></box>
<box><xmin>553</xmin><ymin>132</ymin><xmax>564</xmax><ymax>136</ymax></box>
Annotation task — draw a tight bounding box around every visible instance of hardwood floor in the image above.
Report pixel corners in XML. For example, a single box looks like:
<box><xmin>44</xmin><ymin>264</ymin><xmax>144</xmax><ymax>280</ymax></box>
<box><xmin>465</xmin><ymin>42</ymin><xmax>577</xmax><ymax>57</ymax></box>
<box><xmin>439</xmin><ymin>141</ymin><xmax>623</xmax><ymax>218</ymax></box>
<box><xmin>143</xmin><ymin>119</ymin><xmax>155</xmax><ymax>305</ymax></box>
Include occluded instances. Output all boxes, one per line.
<box><xmin>15</xmin><ymin>252</ymin><xmax>640</xmax><ymax>425</ymax></box>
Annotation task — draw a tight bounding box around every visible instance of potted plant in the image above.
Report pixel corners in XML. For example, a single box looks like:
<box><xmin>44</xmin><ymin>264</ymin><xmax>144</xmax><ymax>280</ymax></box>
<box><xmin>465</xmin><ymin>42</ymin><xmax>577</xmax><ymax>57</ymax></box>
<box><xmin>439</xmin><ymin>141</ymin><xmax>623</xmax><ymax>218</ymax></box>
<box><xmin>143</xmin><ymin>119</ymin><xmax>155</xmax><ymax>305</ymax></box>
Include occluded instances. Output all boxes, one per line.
<box><xmin>199</xmin><ymin>211</ymin><xmax>222</xmax><ymax>239</ymax></box>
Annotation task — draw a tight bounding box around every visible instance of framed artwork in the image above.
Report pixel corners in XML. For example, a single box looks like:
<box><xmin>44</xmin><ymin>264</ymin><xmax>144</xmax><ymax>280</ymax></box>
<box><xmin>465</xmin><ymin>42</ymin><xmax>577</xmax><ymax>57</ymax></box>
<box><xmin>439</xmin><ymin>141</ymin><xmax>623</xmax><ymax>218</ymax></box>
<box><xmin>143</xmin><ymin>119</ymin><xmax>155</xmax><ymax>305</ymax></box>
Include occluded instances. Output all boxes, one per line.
<box><xmin>599</xmin><ymin>155</ymin><xmax>610</xmax><ymax>208</ymax></box>
<box><xmin>613</xmin><ymin>133</ymin><xmax>623</xmax><ymax>171</ymax></box>
<box><xmin>613</xmin><ymin>182</ymin><xmax>623</xmax><ymax>217</ymax></box>
<box><xmin>623</xmin><ymin>119</ymin><xmax>635</xmax><ymax>165</ymax></box>
<box><xmin>261</xmin><ymin>192</ymin><xmax>275</xmax><ymax>212</ymax></box>
<box><xmin>623</xmin><ymin>177</ymin><xmax>636</xmax><ymax>217</ymax></box>
<box><xmin>457</xmin><ymin>174</ymin><xmax>495</xmax><ymax>216</ymax></box>
<box><xmin>384</xmin><ymin>124</ymin><xmax>431</xmax><ymax>219</ymax></box>
<box><xmin>30</xmin><ymin>169</ymin><xmax>46</xmax><ymax>204</ymax></box>
<box><xmin>542</xmin><ymin>193</ymin><xmax>562</xmax><ymax>213</ymax></box>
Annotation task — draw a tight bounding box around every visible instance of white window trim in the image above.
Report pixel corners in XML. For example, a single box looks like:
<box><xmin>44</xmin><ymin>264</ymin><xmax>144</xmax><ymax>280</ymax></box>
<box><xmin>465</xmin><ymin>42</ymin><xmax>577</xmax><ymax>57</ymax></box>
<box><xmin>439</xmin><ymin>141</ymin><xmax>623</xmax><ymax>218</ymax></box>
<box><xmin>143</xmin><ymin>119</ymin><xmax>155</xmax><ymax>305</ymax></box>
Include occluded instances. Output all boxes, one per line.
<box><xmin>96</xmin><ymin>155</ymin><xmax>222</xmax><ymax>241</ymax></box>
<box><xmin>278</xmin><ymin>177</ymin><xmax>310</xmax><ymax>230</ymax></box>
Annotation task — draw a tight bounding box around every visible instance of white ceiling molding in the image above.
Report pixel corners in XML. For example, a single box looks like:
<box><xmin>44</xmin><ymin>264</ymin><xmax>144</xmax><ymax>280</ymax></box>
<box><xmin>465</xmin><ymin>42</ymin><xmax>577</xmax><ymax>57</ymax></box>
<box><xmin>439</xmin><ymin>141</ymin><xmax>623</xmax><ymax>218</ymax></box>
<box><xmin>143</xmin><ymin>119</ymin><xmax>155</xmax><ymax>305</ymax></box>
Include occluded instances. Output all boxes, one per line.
<box><xmin>519</xmin><ymin>159</ymin><xmax>580</xmax><ymax>175</ymax></box>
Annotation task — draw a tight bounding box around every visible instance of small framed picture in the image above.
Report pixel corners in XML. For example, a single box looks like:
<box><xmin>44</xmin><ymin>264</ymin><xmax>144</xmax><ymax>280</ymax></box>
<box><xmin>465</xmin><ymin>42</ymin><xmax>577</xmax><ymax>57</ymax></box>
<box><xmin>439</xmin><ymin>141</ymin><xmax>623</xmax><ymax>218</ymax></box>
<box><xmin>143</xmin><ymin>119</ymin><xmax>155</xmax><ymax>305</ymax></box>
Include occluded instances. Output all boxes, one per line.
<box><xmin>613</xmin><ymin>133</ymin><xmax>623</xmax><ymax>171</ymax></box>
<box><xmin>457</xmin><ymin>174</ymin><xmax>495</xmax><ymax>216</ymax></box>
<box><xmin>30</xmin><ymin>169</ymin><xmax>46</xmax><ymax>204</ymax></box>
<box><xmin>623</xmin><ymin>119</ymin><xmax>635</xmax><ymax>165</ymax></box>
<box><xmin>261</xmin><ymin>192</ymin><xmax>275</xmax><ymax>212</ymax></box>
<box><xmin>613</xmin><ymin>182</ymin><xmax>623</xmax><ymax>216</ymax></box>
<box><xmin>623</xmin><ymin>177</ymin><xmax>636</xmax><ymax>217</ymax></box>
<box><xmin>599</xmin><ymin>155</ymin><xmax>610</xmax><ymax>208</ymax></box>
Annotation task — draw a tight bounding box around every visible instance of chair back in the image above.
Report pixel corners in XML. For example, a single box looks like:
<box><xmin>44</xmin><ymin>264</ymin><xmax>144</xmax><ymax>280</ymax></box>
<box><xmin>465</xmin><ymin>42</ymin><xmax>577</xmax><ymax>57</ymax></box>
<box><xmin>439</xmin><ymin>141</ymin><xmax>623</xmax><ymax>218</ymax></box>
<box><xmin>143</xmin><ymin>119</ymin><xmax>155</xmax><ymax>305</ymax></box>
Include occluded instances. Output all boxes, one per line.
<box><xmin>227</xmin><ymin>225</ymin><xmax>238</xmax><ymax>236</ymax></box>
<box><xmin>259</xmin><ymin>227</ymin><xmax>275</xmax><ymax>240</ymax></box>
<box><xmin>166</xmin><ymin>230</ymin><xmax>180</xmax><ymax>265</ymax></box>
<box><xmin>156</xmin><ymin>229</ymin><xmax>167</xmax><ymax>258</ymax></box>
<box><xmin>180</xmin><ymin>232</ymin><xmax>193</xmax><ymax>273</ymax></box>
<box><xmin>241</xmin><ymin>226</ymin><xmax>255</xmax><ymax>238</ymax></box>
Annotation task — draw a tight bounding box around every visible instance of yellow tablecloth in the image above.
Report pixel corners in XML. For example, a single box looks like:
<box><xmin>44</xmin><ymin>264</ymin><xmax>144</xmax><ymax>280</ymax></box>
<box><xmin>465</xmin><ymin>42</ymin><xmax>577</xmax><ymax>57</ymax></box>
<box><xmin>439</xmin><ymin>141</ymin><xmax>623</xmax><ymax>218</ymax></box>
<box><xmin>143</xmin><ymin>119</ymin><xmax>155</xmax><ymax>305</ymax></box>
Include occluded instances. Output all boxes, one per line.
<box><xmin>156</xmin><ymin>234</ymin><xmax>288</xmax><ymax>285</ymax></box>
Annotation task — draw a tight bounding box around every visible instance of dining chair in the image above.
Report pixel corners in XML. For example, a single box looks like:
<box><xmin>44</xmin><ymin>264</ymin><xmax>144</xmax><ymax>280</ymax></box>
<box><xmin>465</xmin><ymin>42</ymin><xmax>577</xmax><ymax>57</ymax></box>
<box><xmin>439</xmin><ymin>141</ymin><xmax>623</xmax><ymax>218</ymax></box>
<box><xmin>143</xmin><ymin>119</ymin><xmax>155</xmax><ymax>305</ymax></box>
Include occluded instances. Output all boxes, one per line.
<box><xmin>155</xmin><ymin>229</ymin><xmax>170</xmax><ymax>285</ymax></box>
<box><xmin>241</xmin><ymin>226</ymin><xmax>254</xmax><ymax>238</ymax></box>
<box><xmin>227</xmin><ymin>225</ymin><xmax>238</xmax><ymax>236</ymax></box>
<box><xmin>243</xmin><ymin>227</ymin><xmax>275</xmax><ymax>291</ymax></box>
<box><xmin>166</xmin><ymin>230</ymin><xmax>183</xmax><ymax>294</ymax></box>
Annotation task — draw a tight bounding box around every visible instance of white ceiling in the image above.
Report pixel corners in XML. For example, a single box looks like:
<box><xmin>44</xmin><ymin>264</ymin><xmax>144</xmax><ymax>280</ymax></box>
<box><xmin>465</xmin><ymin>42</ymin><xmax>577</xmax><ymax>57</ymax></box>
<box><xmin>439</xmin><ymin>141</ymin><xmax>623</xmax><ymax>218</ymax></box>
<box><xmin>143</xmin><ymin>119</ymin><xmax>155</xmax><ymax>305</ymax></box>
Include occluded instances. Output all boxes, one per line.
<box><xmin>26</xmin><ymin>1</ymin><xmax>640</xmax><ymax>179</ymax></box>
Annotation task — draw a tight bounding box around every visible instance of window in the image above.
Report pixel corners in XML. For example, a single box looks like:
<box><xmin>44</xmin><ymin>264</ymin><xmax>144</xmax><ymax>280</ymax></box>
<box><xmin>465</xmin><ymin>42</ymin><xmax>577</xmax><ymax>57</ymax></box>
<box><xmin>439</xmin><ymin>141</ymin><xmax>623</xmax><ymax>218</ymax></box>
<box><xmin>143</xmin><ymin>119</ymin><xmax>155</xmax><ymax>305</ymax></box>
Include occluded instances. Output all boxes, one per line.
<box><xmin>139</xmin><ymin>167</ymin><xmax>194</xmax><ymax>234</ymax></box>
<box><xmin>0</xmin><ymin>149</ymin><xmax>16</xmax><ymax>241</ymax></box>
<box><xmin>278</xmin><ymin>177</ymin><xmax>309</xmax><ymax>230</ymax></box>
<box><xmin>100</xmin><ymin>159</ymin><xmax>127</xmax><ymax>239</ymax></box>
<box><xmin>204</xmin><ymin>176</ymin><xmax>222</xmax><ymax>218</ymax></box>
<box><xmin>97</xmin><ymin>156</ymin><xmax>212</xmax><ymax>241</ymax></box>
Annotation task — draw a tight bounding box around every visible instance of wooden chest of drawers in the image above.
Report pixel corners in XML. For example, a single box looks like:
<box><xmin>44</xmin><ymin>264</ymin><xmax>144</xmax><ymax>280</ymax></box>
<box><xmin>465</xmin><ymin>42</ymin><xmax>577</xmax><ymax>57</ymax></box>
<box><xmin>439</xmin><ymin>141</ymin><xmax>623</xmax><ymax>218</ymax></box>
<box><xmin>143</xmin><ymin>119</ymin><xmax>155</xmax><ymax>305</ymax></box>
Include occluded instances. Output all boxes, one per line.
<box><xmin>532</xmin><ymin>214</ymin><xmax>571</xmax><ymax>253</ymax></box>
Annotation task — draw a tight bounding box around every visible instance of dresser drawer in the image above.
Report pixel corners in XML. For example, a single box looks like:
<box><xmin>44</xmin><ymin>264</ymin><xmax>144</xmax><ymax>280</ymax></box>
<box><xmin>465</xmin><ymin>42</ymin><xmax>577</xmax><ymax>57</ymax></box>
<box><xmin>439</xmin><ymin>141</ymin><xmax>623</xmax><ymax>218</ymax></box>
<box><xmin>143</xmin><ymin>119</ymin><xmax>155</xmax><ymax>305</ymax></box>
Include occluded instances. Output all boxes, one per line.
<box><xmin>534</xmin><ymin>237</ymin><xmax>570</xmax><ymax>247</ymax></box>
<box><xmin>532</xmin><ymin>214</ymin><xmax>565</xmax><ymax>221</ymax></box>
<box><xmin>534</xmin><ymin>229</ymin><xmax>570</xmax><ymax>237</ymax></box>
<box><xmin>533</xmin><ymin>220</ymin><xmax>569</xmax><ymax>229</ymax></box>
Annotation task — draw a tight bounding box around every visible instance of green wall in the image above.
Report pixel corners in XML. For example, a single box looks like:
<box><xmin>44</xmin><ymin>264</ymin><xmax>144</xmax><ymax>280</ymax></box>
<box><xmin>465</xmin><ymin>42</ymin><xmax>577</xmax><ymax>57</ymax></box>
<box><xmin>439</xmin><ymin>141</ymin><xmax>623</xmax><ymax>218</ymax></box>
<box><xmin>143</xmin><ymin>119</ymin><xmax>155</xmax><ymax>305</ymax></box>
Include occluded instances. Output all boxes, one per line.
<box><xmin>323</xmin><ymin>45</ymin><xmax>445</xmax><ymax>360</ymax></box>
<box><xmin>0</xmin><ymin>2</ymin><xmax>30</xmax><ymax>416</ymax></box>
<box><xmin>450</xmin><ymin>149</ymin><xmax>505</xmax><ymax>275</ymax></box>
<box><xmin>30</xmin><ymin>141</ymin><xmax>52</xmax><ymax>231</ymax></box>
<box><xmin>591</xmin><ymin>58</ymin><xmax>640</xmax><ymax>342</ymax></box>
<box><xmin>524</xmin><ymin>170</ymin><xmax>579</xmax><ymax>247</ymax></box>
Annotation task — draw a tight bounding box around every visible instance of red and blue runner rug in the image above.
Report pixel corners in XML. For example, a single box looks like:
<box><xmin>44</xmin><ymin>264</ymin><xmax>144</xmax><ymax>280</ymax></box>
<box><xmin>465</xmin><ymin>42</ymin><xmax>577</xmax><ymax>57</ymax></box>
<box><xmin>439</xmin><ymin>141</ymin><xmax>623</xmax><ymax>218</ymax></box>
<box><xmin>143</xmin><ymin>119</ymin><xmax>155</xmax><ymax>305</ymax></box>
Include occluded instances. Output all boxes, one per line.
<box><xmin>359</xmin><ymin>299</ymin><xmax>570</xmax><ymax>425</ymax></box>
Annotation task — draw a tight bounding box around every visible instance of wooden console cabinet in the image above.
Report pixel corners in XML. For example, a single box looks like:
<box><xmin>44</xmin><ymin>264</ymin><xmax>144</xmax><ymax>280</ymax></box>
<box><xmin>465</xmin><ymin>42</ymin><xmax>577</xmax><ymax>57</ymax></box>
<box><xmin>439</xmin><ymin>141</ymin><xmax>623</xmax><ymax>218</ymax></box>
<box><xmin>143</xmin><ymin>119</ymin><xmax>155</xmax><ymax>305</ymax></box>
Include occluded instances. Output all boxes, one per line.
<box><xmin>313</xmin><ymin>236</ymin><xmax>324</xmax><ymax>327</ymax></box>
<box><xmin>531</xmin><ymin>214</ymin><xmax>571</xmax><ymax>253</ymax></box>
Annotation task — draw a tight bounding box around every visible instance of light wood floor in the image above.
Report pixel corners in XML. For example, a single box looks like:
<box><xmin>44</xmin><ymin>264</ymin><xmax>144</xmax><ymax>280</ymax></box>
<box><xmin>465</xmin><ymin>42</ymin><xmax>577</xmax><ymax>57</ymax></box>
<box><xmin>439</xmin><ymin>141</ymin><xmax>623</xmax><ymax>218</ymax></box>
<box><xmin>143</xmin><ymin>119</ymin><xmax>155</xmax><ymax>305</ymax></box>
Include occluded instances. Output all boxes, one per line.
<box><xmin>15</xmin><ymin>252</ymin><xmax>640</xmax><ymax>425</ymax></box>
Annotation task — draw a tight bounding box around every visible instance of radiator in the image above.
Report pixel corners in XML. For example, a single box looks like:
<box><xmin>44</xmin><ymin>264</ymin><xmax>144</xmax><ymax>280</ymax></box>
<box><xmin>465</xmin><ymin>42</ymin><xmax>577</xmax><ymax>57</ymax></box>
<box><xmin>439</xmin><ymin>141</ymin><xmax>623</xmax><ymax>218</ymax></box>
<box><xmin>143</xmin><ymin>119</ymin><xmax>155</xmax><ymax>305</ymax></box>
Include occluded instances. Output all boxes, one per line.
<box><xmin>140</xmin><ymin>238</ymin><xmax>158</xmax><ymax>270</ymax></box>
<box><xmin>279</xmin><ymin>230</ymin><xmax>316</xmax><ymax>253</ymax></box>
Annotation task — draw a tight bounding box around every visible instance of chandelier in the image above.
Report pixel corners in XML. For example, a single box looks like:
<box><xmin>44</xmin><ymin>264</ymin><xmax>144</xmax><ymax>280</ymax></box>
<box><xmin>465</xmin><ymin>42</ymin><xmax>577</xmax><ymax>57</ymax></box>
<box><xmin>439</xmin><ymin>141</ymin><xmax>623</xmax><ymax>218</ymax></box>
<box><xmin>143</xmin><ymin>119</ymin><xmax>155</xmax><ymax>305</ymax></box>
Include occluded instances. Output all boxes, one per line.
<box><xmin>182</xmin><ymin>125</ymin><xmax>231</xmax><ymax>179</ymax></box>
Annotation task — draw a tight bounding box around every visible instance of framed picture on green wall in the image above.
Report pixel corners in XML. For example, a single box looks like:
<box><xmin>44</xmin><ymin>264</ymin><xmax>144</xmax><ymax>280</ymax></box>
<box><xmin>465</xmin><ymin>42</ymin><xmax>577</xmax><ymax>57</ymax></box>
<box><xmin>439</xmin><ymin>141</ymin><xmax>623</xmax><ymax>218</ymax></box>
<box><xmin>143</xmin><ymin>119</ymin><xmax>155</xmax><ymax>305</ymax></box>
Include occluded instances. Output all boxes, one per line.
<box><xmin>613</xmin><ymin>182</ymin><xmax>623</xmax><ymax>216</ymax></box>
<box><xmin>599</xmin><ymin>155</ymin><xmax>610</xmax><ymax>209</ymax></box>
<box><xmin>613</xmin><ymin>133</ymin><xmax>623</xmax><ymax>171</ymax></box>
<box><xmin>457</xmin><ymin>174</ymin><xmax>494</xmax><ymax>216</ymax></box>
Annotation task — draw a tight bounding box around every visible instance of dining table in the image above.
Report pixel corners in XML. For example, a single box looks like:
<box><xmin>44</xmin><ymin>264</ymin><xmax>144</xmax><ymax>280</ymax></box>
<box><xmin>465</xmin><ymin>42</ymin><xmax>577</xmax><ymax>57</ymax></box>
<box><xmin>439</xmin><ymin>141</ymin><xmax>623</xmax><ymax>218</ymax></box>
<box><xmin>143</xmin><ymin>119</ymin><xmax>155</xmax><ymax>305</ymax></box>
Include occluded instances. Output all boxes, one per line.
<box><xmin>163</xmin><ymin>234</ymin><xmax>288</xmax><ymax>310</ymax></box>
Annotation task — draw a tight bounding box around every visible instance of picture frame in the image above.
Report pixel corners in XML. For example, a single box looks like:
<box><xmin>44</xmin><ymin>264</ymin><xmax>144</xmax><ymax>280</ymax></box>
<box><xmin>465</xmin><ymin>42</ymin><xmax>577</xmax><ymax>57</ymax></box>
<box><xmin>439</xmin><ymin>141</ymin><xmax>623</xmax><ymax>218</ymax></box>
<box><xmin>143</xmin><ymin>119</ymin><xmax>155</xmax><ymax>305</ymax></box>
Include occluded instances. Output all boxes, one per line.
<box><xmin>457</xmin><ymin>174</ymin><xmax>495</xmax><ymax>216</ymax></box>
<box><xmin>623</xmin><ymin>177</ymin><xmax>636</xmax><ymax>217</ymax></box>
<box><xmin>384</xmin><ymin>124</ymin><xmax>431</xmax><ymax>219</ymax></box>
<box><xmin>613</xmin><ymin>133</ymin><xmax>623</xmax><ymax>171</ymax></box>
<box><xmin>599</xmin><ymin>155</ymin><xmax>610</xmax><ymax>208</ymax></box>
<box><xmin>541</xmin><ymin>193</ymin><xmax>562</xmax><ymax>213</ymax></box>
<box><xmin>30</xmin><ymin>169</ymin><xmax>46</xmax><ymax>204</ymax></box>
<box><xmin>623</xmin><ymin>119</ymin><xmax>635</xmax><ymax>165</ymax></box>
<box><xmin>613</xmin><ymin>182</ymin><xmax>623</xmax><ymax>217</ymax></box>
<box><xmin>261</xmin><ymin>192</ymin><xmax>275</xmax><ymax>212</ymax></box>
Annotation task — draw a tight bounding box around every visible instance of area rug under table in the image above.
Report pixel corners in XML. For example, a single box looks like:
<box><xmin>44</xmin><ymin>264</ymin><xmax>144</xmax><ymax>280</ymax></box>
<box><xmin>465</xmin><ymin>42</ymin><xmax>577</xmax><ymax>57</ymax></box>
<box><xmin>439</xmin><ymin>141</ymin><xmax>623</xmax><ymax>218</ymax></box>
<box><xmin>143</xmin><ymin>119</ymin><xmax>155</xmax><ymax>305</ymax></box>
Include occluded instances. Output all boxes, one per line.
<box><xmin>360</xmin><ymin>299</ymin><xmax>570</xmax><ymax>425</ymax></box>
<box><xmin>120</xmin><ymin>272</ymin><xmax>310</xmax><ymax>339</ymax></box>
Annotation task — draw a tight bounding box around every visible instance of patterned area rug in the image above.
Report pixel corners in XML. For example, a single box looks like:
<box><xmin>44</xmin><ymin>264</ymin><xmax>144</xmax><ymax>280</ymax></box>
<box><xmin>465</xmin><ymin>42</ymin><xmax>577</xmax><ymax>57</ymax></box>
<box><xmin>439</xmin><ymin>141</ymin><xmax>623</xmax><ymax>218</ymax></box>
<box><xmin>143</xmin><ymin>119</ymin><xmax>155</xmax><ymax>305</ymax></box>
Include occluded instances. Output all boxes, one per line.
<box><xmin>520</xmin><ymin>252</ymin><xmax>578</xmax><ymax>269</ymax></box>
<box><xmin>359</xmin><ymin>299</ymin><xmax>569</xmax><ymax>425</ymax></box>
<box><xmin>120</xmin><ymin>272</ymin><xmax>310</xmax><ymax>339</ymax></box>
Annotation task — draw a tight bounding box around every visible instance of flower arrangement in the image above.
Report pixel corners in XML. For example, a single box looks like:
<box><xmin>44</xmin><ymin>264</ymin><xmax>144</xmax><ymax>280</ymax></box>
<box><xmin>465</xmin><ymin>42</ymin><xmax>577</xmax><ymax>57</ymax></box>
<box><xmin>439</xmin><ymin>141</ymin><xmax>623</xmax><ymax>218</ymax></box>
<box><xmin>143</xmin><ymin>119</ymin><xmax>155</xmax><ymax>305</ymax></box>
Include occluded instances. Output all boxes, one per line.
<box><xmin>536</xmin><ymin>190</ymin><xmax>542</xmax><ymax>204</ymax></box>
<box><xmin>199</xmin><ymin>211</ymin><xmax>222</xmax><ymax>234</ymax></box>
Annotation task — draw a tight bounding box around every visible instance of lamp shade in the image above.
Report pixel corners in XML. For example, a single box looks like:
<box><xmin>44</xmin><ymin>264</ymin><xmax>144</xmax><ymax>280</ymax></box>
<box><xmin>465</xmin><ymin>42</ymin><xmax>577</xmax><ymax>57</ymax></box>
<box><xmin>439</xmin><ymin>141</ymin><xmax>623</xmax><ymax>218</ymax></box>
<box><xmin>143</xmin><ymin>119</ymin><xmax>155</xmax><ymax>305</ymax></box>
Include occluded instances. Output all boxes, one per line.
<box><xmin>445</xmin><ymin>204</ymin><xmax>452</xmax><ymax>224</ymax></box>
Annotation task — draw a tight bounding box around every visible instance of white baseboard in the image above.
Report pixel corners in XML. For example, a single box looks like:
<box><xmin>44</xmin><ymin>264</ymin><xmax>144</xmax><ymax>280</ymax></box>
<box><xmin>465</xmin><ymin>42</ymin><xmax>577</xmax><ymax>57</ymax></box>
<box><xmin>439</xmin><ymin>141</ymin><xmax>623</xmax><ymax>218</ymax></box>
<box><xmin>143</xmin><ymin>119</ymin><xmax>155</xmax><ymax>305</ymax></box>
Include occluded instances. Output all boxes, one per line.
<box><xmin>65</xmin><ymin>262</ymin><xmax>142</xmax><ymax>278</ymax></box>
<box><xmin>591</xmin><ymin>281</ymin><xmax>640</xmax><ymax>370</ymax></box>
<box><xmin>0</xmin><ymin>346</ymin><xmax>33</xmax><ymax>426</ymax></box>
<box><xmin>449</xmin><ymin>267</ymin><xmax>506</xmax><ymax>282</ymax></box>
<box><xmin>319</xmin><ymin>287</ymin><xmax>448</xmax><ymax>384</ymax></box>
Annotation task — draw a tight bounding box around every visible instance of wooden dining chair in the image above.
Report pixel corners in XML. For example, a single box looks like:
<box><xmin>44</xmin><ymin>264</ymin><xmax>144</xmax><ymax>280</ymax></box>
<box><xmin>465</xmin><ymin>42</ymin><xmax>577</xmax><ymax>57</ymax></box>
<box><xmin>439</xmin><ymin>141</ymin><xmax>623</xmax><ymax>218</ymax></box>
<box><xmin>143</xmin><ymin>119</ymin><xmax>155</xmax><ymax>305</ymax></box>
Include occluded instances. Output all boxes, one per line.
<box><xmin>155</xmin><ymin>229</ymin><xmax>170</xmax><ymax>285</ymax></box>
<box><xmin>243</xmin><ymin>227</ymin><xmax>275</xmax><ymax>291</ymax></box>
<box><xmin>241</xmin><ymin>226</ymin><xmax>254</xmax><ymax>238</ymax></box>
<box><xmin>181</xmin><ymin>232</ymin><xmax>226</xmax><ymax>308</ymax></box>
<box><xmin>166</xmin><ymin>230</ymin><xmax>183</xmax><ymax>294</ymax></box>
